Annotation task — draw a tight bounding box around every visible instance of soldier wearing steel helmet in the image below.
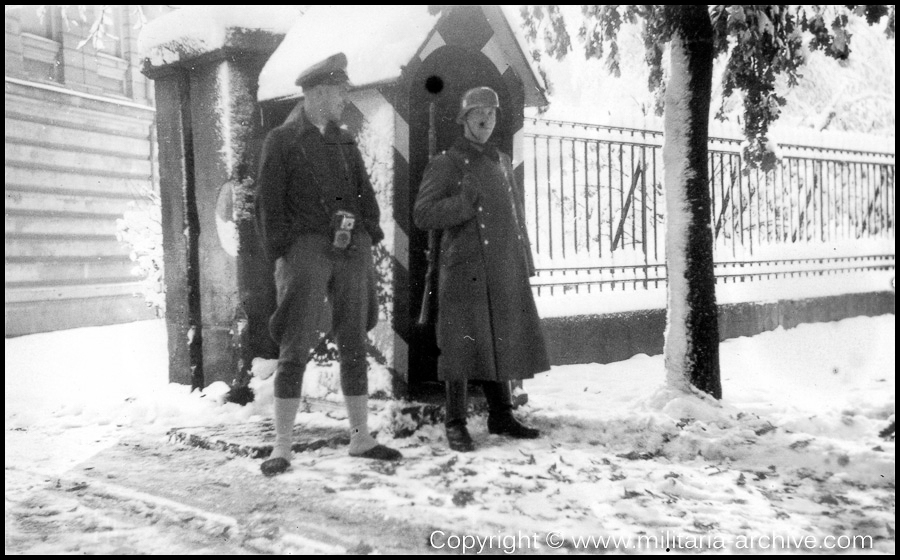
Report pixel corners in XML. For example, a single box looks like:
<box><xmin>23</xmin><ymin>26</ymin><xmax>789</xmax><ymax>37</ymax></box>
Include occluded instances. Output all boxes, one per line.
<box><xmin>255</xmin><ymin>52</ymin><xmax>401</xmax><ymax>476</ymax></box>
<box><xmin>414</xmin><ymin>86</ymin><xmax>550</xmax><ymax>452</ymax></box>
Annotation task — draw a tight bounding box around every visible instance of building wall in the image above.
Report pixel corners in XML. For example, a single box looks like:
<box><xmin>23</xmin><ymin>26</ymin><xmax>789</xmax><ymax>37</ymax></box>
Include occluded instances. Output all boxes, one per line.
<box><xmin>5</xmin><ymin>6</ymin><xmax>165</xmax><ymax>337</ymax></box>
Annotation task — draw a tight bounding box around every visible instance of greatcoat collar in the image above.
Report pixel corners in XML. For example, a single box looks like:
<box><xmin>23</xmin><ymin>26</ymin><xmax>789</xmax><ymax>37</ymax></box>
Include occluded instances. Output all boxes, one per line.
<box><xmin>452</xmin><ymin>136</ymin><xmax>501</xmax><ymax>163</ymax></box>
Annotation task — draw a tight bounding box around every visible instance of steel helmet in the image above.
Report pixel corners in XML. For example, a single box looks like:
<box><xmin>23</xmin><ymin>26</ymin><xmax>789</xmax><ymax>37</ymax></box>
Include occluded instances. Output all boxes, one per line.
<box><xmin>456</xmin><ymin>86</ymin><xmax>500</xmax><ymax>123</ymax></box>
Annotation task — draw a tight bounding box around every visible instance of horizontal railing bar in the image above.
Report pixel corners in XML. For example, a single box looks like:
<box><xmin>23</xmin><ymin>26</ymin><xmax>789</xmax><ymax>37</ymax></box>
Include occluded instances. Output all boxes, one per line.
<box><xmin>526</xmin><ymin>117</ymin><xmax>664</xmax><ymax>137</ymax></box>
<box><xmin>532</xmin><ymin>277</ymin><xmax>668</xmax><ymax>288</ymax></box>
<box><xmin>534</xmin><ymin>254</ymin><xmax>894</xmax><ymax>274</ymax></box>
<box><xmin>532</xmin><ymin>265</ymin><xmax>894</xmax><ymax>289</ymax></box>
<box><xmin>714</xmin><ymin>265</ymin><xmax>896</xmax><ymax>278</ymax></box>
<box><xmin>524</xmin><ymin>133</ymin><xmax>661</xmax><ymax>149</ymax></box>
<box><xmin>536</xmin><ymin>265</ymin><xmax>664</xmax><ymax>273</ymax></box>
<box><xmin>717</xmin><ymin>256</ymin><xmax>894</xmax><ymax>266</ymax></box>
<box><xmin>526</xmin><ymin>118</ymin><xmax>895</xmax><ymax>159</ymax></box>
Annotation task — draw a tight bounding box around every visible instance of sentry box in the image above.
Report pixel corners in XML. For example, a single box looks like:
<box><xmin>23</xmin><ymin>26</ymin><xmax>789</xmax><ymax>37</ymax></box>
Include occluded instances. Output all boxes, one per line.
<box><xmin>141</xmin><ymin>6</ymin><xmax>546</xmax><ymax>401</ymax></box>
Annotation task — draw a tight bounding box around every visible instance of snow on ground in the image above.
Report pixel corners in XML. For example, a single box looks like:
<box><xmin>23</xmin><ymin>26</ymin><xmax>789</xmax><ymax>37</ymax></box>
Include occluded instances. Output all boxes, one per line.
<box><xmin>5</xmin><ymin>310</ymin><xmax>894</xmax><ymax>553</ymax></box>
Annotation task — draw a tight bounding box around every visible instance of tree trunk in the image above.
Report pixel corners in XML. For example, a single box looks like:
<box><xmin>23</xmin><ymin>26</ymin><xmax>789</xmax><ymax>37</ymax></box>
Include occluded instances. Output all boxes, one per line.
<box><xmin>662</xmin><ymin>6</ymin><xmax>722</xmax><ymax>399</ymax></box>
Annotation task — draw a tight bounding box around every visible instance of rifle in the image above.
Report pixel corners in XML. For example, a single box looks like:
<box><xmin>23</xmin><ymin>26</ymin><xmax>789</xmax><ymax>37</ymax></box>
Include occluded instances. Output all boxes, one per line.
<box><xmin>417</xmin><ymin>103</ymin><xmax>441</xmax><ymax>327</ymax></box>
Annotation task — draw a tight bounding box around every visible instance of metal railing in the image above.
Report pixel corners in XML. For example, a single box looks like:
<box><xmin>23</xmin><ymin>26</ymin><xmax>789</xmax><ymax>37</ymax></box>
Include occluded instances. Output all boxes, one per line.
<box><xmin>532</xmin><ymin>255</ymin><xmax>895</xmax><ymax>296</ymax></box>
<box><xmin>523</xmin><ymin>118</ymin><xmax>895</xmax><ymax>295</ymax></box>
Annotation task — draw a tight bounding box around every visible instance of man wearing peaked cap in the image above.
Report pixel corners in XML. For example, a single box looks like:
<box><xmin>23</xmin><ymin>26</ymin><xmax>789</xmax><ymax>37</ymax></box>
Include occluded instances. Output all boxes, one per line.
<box><xmin>255</xmin><ymin>52</ymin><xmax>401</xmax><ymax>476</ymax></box>
<box><xmin>295</xmin><ymin>52</ymin><xmax>350</xmax><ymax>89</ymax></box>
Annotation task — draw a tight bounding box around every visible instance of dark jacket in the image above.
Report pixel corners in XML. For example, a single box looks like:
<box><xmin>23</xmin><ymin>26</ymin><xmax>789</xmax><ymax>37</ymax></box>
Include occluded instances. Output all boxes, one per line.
<box><xmin>255</xmin><ymin>110</ymin><xmax>384</xmax><ymax>262</ymax></box>
<box><xmin>413</xmin><ymin>137</ymin><xmax>550</xmax><ymax>382</ymax></box>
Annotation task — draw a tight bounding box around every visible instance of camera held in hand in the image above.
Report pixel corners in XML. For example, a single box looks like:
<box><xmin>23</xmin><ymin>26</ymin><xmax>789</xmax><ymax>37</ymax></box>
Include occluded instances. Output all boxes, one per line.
<box><xmin>330</xmin><ymin>210</ymin><xmax>356</xmax><ymax>251</ymax></box>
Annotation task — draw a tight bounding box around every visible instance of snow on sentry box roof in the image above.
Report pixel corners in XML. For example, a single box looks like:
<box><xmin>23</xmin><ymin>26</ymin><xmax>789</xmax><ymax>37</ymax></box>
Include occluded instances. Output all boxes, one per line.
<box><xmin>257</xmin><ymin>5</ymin><xmax>545</xmax><ymax>104</ymax></box>
<box><xmin>257</xmin><ymin>5</ymin><xmax>439</xmax><ymax>102</ymax></box>
<box><xmin>139</xmin><ymin>6</ymin><xmax>302</xmax><ymax>68</ymax></box>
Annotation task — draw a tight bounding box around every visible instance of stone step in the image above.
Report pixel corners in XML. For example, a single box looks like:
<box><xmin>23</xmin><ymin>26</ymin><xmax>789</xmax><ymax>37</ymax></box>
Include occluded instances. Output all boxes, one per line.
<box><xmin>168</xmin><ymin>398</ymin><xmax>447</xmax><ymax>458</ymax></box>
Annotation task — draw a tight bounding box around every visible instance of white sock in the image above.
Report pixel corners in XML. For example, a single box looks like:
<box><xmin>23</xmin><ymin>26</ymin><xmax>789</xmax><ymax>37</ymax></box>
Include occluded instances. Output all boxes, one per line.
<box><xmin>270</xmin><ymin>397</ymin><xmax>301</xmax><ymax>461</ymax></box>
<box><xmin>345</xmin><ymin>395</ymin><xmax>378</xmax><ymax>455</ymax></box>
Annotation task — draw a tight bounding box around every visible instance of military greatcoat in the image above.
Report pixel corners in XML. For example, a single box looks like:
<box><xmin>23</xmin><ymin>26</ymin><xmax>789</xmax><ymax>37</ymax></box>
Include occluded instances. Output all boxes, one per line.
<box><xmin>414</xmin><ymin>137</ymin><xmax>550</xmax><ymax>382</ymax></box>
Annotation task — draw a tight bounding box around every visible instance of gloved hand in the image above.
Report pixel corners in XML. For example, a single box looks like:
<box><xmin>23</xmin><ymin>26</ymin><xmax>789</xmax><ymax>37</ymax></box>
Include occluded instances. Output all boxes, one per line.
<box><xmin>460</xmin><ymin>174</ymin><xmax>480</xmax><ymax>207</ymax></box>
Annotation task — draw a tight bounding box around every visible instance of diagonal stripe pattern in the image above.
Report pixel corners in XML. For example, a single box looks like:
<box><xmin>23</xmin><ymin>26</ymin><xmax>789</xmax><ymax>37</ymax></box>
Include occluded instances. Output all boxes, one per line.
<box><xmin>345</xmin><ymin>9</ymin><xmax>526</xmax><ymax>384</ymax></box>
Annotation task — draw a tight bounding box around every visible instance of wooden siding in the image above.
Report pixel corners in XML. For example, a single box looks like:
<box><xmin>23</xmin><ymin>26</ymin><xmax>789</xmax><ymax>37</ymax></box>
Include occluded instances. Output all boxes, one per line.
<box><xmin>5</xmin><ymin>79</ymin><xmax>159</xmax><ymax>336</ymax></box>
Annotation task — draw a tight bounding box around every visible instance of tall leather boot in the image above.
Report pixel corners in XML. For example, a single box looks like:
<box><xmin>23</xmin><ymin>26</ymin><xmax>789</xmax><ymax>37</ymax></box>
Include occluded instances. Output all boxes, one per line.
<box><xmin>445</xmin><ymin>380</ymin><xmax>475</xmax><ymax>452</ymax></box>
<box><xmin>482</xmin><ymin>381</ymin><xmax>540</xmax><ymax>439</ymax></box>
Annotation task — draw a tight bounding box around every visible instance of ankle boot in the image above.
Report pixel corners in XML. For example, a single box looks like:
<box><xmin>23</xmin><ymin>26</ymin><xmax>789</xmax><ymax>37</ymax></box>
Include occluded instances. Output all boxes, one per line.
<box><xmin>487</xmin><ymin>409</ymin><xmax>540</xmax><ymax>439</ymax></box>
<box><xmin>445</xmin><ymin>421</ymin><xmax>475</xmax><ymax>452</ymax></box>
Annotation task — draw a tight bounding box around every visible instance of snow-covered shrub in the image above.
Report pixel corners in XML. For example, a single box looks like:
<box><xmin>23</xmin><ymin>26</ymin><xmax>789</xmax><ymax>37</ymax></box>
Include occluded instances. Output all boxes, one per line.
<box><xmin>376</xmin><ymin>400</ymin><xmax>420</xmax><ymax>438</ymax></box>
<box><xmin>371</xmin><ymin>242</ymin><xmax>393</xmax><ymax>321</ymax></box>
<box><xmin>115</xmin><ymin>187</ymin><xmax>165</xmax><ymax>316</ymax></box>
<box><xmin>312</xmin><ymin>336</ymin><xmax>340</xmax><ymax>365</ymax></box>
